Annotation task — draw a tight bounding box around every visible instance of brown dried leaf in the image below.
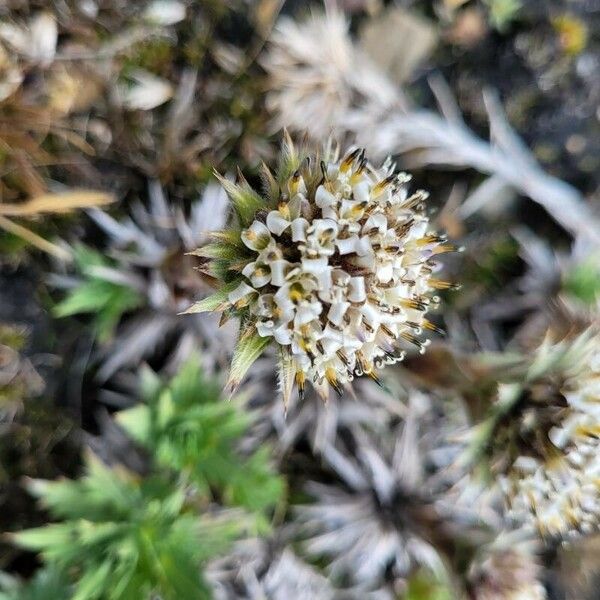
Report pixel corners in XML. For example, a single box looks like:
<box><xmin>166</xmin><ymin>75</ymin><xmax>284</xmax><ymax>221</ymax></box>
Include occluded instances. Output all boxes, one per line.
<box><xmin>0</xmin><ymin>214</ymin><xmax>70</xmax><ymax>260</ymax></box>
<box><xmin>0</xmin><ymin>190</ymin><xmax>114</xmax><ymax>216</ymax></box>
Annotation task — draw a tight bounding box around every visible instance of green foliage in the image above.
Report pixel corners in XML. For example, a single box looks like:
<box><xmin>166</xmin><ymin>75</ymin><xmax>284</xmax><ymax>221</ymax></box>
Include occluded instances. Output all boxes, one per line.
<box><xmin>213</xmin><ymin>172</ymin><xmax>265</xmax><ymax>228</ymax></box>
<box><xmin>225</xmin><ymin>327</ymin><xmax>271</xmax><ymax>395</ymax></box>
<box><xmin>405</xmin><ymin>570</ymin><xmax>453</xmax><ymax>600</ymax></box>
<box><xmin>117</xmin><ymin>360</ymin><xmax>283</xmax><ymax>523</ymax></box>
<box><xmin>483</xmin><ymin>0</ymin><xmax>522</xmax><ymax>32</ymax></box>
<box><xmin>181</xmin><ymin>280</ymin><xmax>242</xmax><ymax>314</ymax></box>
<box><xmin>9</xmin><ymin>361</ymin><xmax>284</xmax><ymax>598</ymax></box>
<box><xmin>0</xmin><ymin>567</ymin><xmax>71</xmax><ymax>600</ymax></box>
<box><xmin>562</xmin><ymin>257</ymin><xmax>600</xmax><ymax>304</ymax></box>
<box><xmin>53</xmin><ymin>246</ymin><xmax>144</xmax><ymax>342</ymax></box>
<box><xmin>462</xmin><ymin>236</ymin><xmax>519</xmax><ymax>292</ymax></box>
<box><xmin>13</xmin><ymin>453</ymin><xmax>250</xmax><ymax>600</ymax></box>
<box><xmin>0</xmin><ymin>324</ymin><xmax>26</xmax><ymax>350</ymax></box>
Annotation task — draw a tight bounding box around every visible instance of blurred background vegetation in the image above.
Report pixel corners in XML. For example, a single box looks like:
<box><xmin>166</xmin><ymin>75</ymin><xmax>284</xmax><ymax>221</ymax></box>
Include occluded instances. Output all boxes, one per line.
<box><xmin>0</xmin><ymin>0</ymin><xmax>598</xmax><ymax>598</ymax></box>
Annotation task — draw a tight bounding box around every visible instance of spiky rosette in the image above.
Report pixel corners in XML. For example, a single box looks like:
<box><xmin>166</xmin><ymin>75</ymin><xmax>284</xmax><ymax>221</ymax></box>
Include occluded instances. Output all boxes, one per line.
<box><xmin>53</xmin><ymin>181</ymin><xmax>231</xmax><ymax>380</ymax></box>
<box><xmin>186</xmin><ymin>137</ymin><xmax>456</xmax><ymax>404</ymax></box>
<box><xmin>471</xmin><ymin>329</ymin><xmax>600</xmax><ymax>538</ymax></box>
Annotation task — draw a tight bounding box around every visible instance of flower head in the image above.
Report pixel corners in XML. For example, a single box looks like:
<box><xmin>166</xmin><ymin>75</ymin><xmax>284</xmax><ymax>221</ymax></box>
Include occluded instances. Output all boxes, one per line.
<box><xmin>467</xmin><ymin>533</ymin><xmax>547</xmax><ymax>600</ymax></box>
<box><xmin>262</xmin><ymin>11</ymin><xmax>397</xmax><ymax>141</ymax></box>
<box><xmin>474</xmin><ymin>329</ymin><xmax>600</xmax><ymax>538</ymax></box>
<box><xmin>187</xmin><ymin>137</ymin><xmax>456</xmax><ymax>404</ymax></box>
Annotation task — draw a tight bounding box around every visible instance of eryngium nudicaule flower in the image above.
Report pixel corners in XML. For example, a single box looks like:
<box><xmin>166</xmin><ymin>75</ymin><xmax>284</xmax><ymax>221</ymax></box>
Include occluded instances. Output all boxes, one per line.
<box><xmin>185</xmin><ymin>137</ymin><xmax>456</xmax><ymax>403</ymax></box>
<box><xmin>473</xmin><ymin>330</ymin><xmax>600</xmax><ymax>538</ymax></box>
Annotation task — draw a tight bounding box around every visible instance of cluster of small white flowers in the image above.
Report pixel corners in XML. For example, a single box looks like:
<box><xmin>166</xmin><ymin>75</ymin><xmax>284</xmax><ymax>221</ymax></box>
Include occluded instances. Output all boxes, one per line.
<box><xmin>503</xmin><ymin>339</ymin><xmax>600</xmax><ymax>538</ymax></box>
<box><xmin>228</xmin><ymin>148</ymin><xmax>452</xmax><ymax>396</ymax></box>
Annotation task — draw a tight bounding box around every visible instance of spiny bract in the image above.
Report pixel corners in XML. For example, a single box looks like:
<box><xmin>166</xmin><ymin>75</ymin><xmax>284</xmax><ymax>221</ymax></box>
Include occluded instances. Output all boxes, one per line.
<box><xmin>186</xmin><ymin>137</ymin><xmax>457</xmax><ymax>404</ymax></box>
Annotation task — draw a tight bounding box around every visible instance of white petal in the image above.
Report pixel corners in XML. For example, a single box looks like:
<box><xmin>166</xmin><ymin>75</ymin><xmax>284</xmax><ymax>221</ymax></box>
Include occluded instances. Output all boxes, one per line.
<box><xmin>295</xmin><ymin>304</ymin><xmax>321</xmax><ymax>327</ymax></box>
<box><xmin>144</xmin><ymin>1</ymin><xmax>186</xmax><ymax>25</ymax></box>
<box><xmin>241</xmin><ymin>221</ymin><xmax>271</xmax><ymax>251</ymax></box>
<box><xmin>274</xmin><ymin>287</ymin><xmax>296</xmax><ymax>314</ymax></box>
<box><xmin>301</xmin><ymin>257</ymin><xmax>329</xmax><ymax>276</ymax></box>
<box><xmin>266</xmin><ymin>210</ymin><xmax>290</xmax><ymax>236</ymax></box>
<box><xmin>336</xmin><ymin>236</ymin><xmax>360</xmax><ymax>255</ymax></box>
<box><xmin>363</xmin><ymin>213</ymin><xmax>387</xmax><ymax>235</ymax></box>
<box><xmin>120</xmin><ymin>70</ymin><xmax>173</xmax><ymax>111</ymax></box>
<box><xmin>348</xmin><ymin>277</ymin><xmax>366</xmax><ymax>303</ymax></box>
<box><xmin>301</xmin><ymin>258</ymin><xmax>332</xmax><ymax>289</ymax></box>
<box><xmin>352</xmin><ymin>180</ymin><xmax>370</xmax><ymax>203</ymax></box>
<box><xmin>270</xmin><ymin>259</ymin><xmax>291</xmax><ymax>287</ymax></box>
<box><xmin>322</xmin><ymin>207</ymin><xmax>338</xmax><ymax>220</ymax></box>
<box><xmin>315</xmin><ymin>185</ymin><xmax>337</xmax><ymax>208</ymax></box>
<box><xmin>256</xmin><ymin>321</ymin><xmax>275</xmax><ymax>338</ymax></box>
<box><xmin>355</xmin><ymin>236</ymin><xmax>372</xmax><ymax>256</ymax></box>
<box><xmin>242</xmin><ymin>261</ymin><xmax>256</xmax><ymax>278</ymax></box>
<box><xmin>377</xmin><ymin>262</ymin><xmax>393</xmax><ymax>283</ymax></box>
<box><xmin>328</xmin><ymin>301</ymin><xmax>350</xmax><ymax>326</ymax></box>
<box><xmin>250</xmin><ymin>271</ymin><xmax>271</xmax><ymax>288</ymax></box>
<box><xmin>291</xmin><ymin>217</ymin><xmax>309</xmax><ymax>242</ymax></box>
<box><xmin>321</xmin><ymin>336</ymin><xmax>342</xmax><ymax>356</ymax></box>
<box><xmin>274</xmin><ymin>327</ymin><xmax>293</xmax><ymax>345</ymax></box>
<box><xmin>312</xmin><ymin>218</ymin><xmax>338</xmax><ymax>236</ymax></box>
<box><xmin>29</xmin><ymin>12</ymin><xmax>58</xmax><ymax>66</ymax></box>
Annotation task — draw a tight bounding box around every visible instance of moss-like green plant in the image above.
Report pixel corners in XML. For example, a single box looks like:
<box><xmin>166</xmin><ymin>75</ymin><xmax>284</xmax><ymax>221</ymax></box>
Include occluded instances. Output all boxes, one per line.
<box><xmin>10</xmin><ymin>360</ymin><xmax>284</xmax><ymax>599</ymax></box>
<box><xmin>13</xmin><ymin>453</ymin><xmax>252</xmax><ymax>600</ymax></box>
<box><xmin>562</xmin><ymin>257</ymin><xmax>600</xmax><ymax>305</ymax></box>
<box><xmin>405</xmin><ymin>570</ymin><xmax>453</xmax><ymax>600</ymax></box>
<box><xmin>117</xmin><ymin>360</ymin><xmax>284</xmax><ymax>522</ymax></box>
<box><xmin>483</xmin><ymin>0</ymin><xmax>522</xmax><ymax>32</ymax></box>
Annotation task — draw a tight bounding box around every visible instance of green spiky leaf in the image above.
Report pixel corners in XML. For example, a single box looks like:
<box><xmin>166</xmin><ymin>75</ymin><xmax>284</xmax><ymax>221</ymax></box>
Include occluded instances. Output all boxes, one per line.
<box><xmin>181</xmin><ymin>280</ymin><xmax>242</xmax><ymax>314</ymax></box>
<box><xmin>563</xmin><ymin>257</ymin><xmax>600</xmax><ymax>305</ymax></box>
<box><xmin>53</xmin><ymin>245</ymin><xmax>144</xmax><ymax>342</ymax></box>
<box><xmin>214</xmin><ymin>171</ymin><xmax>265</xmax><ymax>227</ymax></box>
<box><xmin>0</xmin><ymin>568</ymin><xmax>70</xmax><ymax>600</ymax></box>
<box><xmin>226</xmin><ymin>327</ymin><xmax>271</xmax><ymax>395</ymax></box>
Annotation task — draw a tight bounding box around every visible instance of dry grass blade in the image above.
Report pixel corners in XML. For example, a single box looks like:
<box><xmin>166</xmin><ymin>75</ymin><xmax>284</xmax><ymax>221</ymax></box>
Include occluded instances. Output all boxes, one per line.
<box><xmin>0</xmin><ymin>190</ymin><xmax>114</xmax><ymax>216</ymax></box>
<box><xmin>0</xmin><ymin>214</ymin><xmax>71</xmax><ymax>260</ymax></box>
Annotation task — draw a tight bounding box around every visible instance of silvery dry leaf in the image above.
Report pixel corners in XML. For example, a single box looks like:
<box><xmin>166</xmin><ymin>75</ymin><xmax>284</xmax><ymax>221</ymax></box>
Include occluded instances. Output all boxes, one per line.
<box><xmin>0</xmin><ymin>45</ymin><xmax>22</xmax><ymax>101</ymax></box>
<box><xmin>0</xmin><ymin>12</ymin><xmax>58</xmax><ymax>67</ymax></box>
<box><xmin>359</xmin><ymin>6</ymin><xmax>438</xmax><ymax>84</ymax></box>
<box><xmin>28</xmin><ymin>12</ymin><xmax>57</xmax><ymax>66</ymax></box>
<box><xmin>144</xmin><ymin>1</ymin><xmax>186</xmax><ymax>26</ymax></box>
<box><xmin>119</xmin><ymin>70</ymin><xmax>173</xmax><ymax>111</ymax></box>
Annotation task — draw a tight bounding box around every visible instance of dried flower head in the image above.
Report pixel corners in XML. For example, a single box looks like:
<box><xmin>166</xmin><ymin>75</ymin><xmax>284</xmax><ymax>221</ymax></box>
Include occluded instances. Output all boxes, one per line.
<box><xmin>467</xmin><ymin>533</ymin><xmax>547</xmax><ymax>600</ymax></box>
<box><xmin>186</xmin><ymin>137</ymin><xmax>456</xmax><ymax>404</ymax></box>
<box><xmin>473</xmin><ymin>329</ymin><xmax>600</xmax><ymax>538</ymax></box>
<box><xmin>262</xmin><ymin>11</ymin><xmax>397</xmax><ymax>141</ymax></box>
<box><xmin>209</xmin><ymin>542</ymin><xmax>336</xmax><ymax>600</ymax></box>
